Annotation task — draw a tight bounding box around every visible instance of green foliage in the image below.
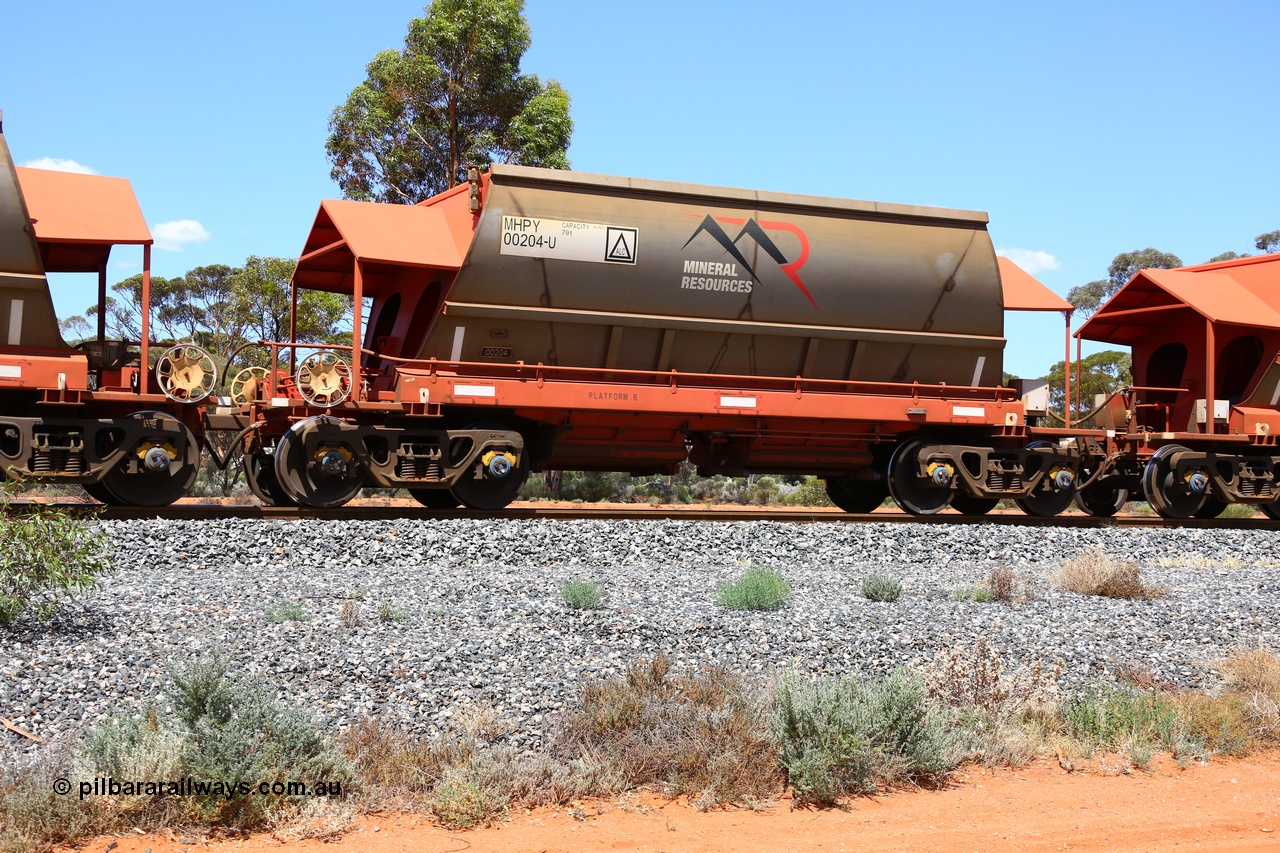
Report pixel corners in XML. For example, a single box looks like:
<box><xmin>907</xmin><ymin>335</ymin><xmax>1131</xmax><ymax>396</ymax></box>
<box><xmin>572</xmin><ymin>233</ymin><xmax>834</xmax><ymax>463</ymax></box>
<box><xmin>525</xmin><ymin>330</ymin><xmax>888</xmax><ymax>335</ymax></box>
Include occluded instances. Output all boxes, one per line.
<box><xmin>952</xmin><ymin>584</ymin><xmax>994</xmax><ymax>603</ymax></box>
<box><xmin>160</xmin><ymin>652</ymin><xmax>348</xmax><ymax>826</ymax></box>
<box><xmin>1066</xmin><ymin>248</ymin><xmax>1181</xmax><ymax>319</ymax></box>
<box><xmin>861</xmin><ymin>573</ymin><xmax>902</xmax><ymax>603</ymax></box>
<box><xmin>326</xmin><ymin>0</ymin><xmax>573</xmax><ymax>204</ymax></box>
<box><xmin>0</xmin><ymin>496</ymin><xmax>112</xmax><ymax>623</ymax></box>
<box><xmin>1256</xmin><ymin>230</ymin><xmax>1280</xmax><ymax>254</ymax></box>
<box><xmin>1040</xmin><ymin>349</ymin><xmax>1133</xmax><ymax>425</ymax></box>
<box><xmin>1065</xmin><ymin>278</ymin><xmax>1110</xmax><ymax>317</ymax></box>
<box><xmin>783</xmin><ymin>475</ymin><xmax>835</xmax><ymax>507</ymax></box>
<box><xmin>560</xmin><ymin>580</ymin><xmax>602</xmax><ymax>610</ymax></box>
<box><xmin>772</xmin><ymin>671</ymin><xmax>956</xmax><ymax>803</ymax></box>
<box><xmin>1061</xmin><ymin>683</ymin><xmax>1182</xmax><ymax>754</ymax></box>
<box><xmin>1208</xmin><ymin>250</ymin><xmax>1249</xmax><ymax>263</ymax></box>
<box><xmin>266</xmin><ymin>600</ymin><xmax>314</xmax><ymax>623</ymax></box>
<box><xmin>378</xmin><ymin>601</ymin><xmax>409</xmax><ymax>622</ymax></box>
<box><xmin>716</xmin><ymin>568</ymin><xmax>791</xmax><ymax>611</ymax></box>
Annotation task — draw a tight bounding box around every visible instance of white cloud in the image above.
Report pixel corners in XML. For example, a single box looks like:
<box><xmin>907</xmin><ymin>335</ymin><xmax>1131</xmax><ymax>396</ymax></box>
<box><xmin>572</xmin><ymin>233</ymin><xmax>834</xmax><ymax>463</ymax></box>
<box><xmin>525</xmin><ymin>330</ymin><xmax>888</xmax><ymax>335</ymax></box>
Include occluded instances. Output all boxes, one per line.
<box><xmin>152</xmin><ymin>219</ymin><xmax>211</xmax><ymax>252</ymax></box>
<box><xmin>995</xmin><ymin>248</ymin><xmax>1061</xmax><ymax>275</ymax></box>
<box><xmin>20</xmin><ymin>157</ymin><xmax>97</xmax><ymax>174</ymax></box>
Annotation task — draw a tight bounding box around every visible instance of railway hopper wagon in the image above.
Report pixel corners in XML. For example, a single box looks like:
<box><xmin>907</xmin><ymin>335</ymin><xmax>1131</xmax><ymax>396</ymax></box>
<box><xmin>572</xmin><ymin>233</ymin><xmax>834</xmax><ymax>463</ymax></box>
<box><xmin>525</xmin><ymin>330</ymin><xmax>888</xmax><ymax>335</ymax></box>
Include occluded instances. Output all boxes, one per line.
<box><xmin>248</xmin><ymin>164</ymin><xmax>1087</xmax><ymax>512</ymax></box>
<box><xmin>0</xmin><ymin>112</ymin><xmax>208</xmax><ymax>506</ymax></box>
<box><xmin>1072</xmin><ymin>255</ymin><xmax>1280</xmax><ymax>520</ymax></box>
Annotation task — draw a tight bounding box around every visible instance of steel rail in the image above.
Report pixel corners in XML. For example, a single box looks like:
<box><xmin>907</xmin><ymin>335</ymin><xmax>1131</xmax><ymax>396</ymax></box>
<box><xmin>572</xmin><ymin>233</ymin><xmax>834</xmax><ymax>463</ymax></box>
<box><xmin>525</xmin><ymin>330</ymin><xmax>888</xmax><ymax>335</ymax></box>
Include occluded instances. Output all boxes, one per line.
<box><xmin>6</xmin><ymin>502</ymin><xmax>1279</xmax><ymax>530</ymax></box>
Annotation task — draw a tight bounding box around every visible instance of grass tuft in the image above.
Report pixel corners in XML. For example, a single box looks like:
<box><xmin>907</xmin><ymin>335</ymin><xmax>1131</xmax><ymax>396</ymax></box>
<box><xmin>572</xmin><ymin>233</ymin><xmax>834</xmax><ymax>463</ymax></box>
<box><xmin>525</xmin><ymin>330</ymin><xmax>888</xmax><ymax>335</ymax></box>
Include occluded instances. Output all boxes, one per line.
<box><xmin>560</xmin><ymin>580</ymin><xmax>603</xmax><ymax>610</ymax></box>
<box><xmin>266</xmin><ymin>600</ymin><xmax>314</xmax><ymax>622</ymax></box>
<box><xmin>1051</xmin><ymin>549</ymin><xmax>1166</xmax><ymax>599</ymax></box>
<box><xmin>861</xmin><ymin>573</ymin><xmax>902</xmax><ymax>603</ymax></box>
<box><xmin>716</xmin><ymin>568</ymin><xmax>791</xmax><ymax>611</ymax></box>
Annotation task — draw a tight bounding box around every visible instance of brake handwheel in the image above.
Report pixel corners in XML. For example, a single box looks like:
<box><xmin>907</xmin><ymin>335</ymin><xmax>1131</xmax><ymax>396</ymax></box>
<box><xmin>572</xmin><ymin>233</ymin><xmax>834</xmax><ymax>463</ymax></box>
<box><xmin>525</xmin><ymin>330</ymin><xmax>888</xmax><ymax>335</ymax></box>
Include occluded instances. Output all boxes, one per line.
<box><xmin>155</xmin><ymin>344</ymin><xmax>217</xmax><ymax>403</ymax></box>
<box><xmin>229</xmin><ymin>366</ymin><xmax>271</xmax><ymax>405</ymax></box>
<box><xmin>295</xmin><ymin>352</ymin><xmax>352</xmax><ymax>407</ymax></box>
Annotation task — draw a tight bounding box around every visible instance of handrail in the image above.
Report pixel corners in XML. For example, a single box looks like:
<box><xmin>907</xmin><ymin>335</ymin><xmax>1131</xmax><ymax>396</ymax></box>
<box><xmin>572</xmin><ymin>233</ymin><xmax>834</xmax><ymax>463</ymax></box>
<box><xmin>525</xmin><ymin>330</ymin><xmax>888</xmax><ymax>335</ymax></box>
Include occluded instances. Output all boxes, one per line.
<box><xmin>384</xmin><ymin>355</ymin><xmax>1020</xmax><ymax>402</ymax></box>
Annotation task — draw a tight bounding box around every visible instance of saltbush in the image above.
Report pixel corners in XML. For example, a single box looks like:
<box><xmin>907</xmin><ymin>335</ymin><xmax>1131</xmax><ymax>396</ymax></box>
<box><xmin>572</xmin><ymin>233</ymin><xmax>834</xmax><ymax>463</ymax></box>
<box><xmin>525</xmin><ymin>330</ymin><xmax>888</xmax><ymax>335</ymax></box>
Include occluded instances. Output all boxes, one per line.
<box><xmin>862</xmin><ymin>573</ymin><xmax>903</xmax><ymax>603</ymax></box>
<box><xmin>716</xmin><ymin>568</ymin><xmax>791</xmax><ymax>611</ymax></box>
<box><xmin>772</xmin><ymin>671</ymin><xmax>956</xmax><ymax>804</ymax></box>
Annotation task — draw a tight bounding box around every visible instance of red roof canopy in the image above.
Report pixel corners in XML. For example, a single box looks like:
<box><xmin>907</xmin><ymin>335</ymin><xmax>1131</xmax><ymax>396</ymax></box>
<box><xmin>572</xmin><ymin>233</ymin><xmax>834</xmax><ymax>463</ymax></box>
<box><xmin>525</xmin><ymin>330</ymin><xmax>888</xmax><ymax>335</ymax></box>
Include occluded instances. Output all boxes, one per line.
<box><xmin>1078</xmin><ymin>254</ymin><xmax>1280</xmax><ymax>345</ymax></box>
<box><xmin>15</xmin><ymin>166</ymin><xmax>151</xmax><ymax>273</ymax></box>
<box><xmin>293</xmin><ymin>199</ymin><xmax>469</xmax><ymax>296</ymax></box>
<box><xmin>997</xmin><ymin>256</ymin><xmax>1073</xmax><ymax>312</ymax></box>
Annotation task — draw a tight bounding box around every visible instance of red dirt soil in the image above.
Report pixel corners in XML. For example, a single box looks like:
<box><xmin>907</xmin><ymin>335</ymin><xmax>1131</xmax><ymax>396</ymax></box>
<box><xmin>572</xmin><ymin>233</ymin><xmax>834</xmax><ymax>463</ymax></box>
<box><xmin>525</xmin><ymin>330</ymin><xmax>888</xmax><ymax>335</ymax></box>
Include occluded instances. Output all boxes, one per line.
<box><xmin>60</xmin><ymin>752</ymin><xmax>1280</xmax><ymax>853</ymax></box>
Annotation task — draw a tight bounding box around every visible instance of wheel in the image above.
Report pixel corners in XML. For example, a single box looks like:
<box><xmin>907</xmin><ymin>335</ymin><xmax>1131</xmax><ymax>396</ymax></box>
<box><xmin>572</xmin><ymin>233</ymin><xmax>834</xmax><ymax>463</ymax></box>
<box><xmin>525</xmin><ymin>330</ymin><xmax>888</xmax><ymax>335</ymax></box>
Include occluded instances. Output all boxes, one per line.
<box><xmin>824</xmin><ymin>476</ymin><xmax>888</xmax><ymax>513</ymax></box>
<box><xmin>1193</xmin><ymin>497</ymin><xmax>1229</xmax><ymax>519</ymax></box>
<box><xmin>245</xmin><ymin>450</ymin><xmax>296</xmax><ymax>507</ymax></box>
<box><xmin>450</xmin><ymin>423</ymin><xmax>527</xmax><ymax>510</ymax></box>
<box><xmin>950</xmin><ymin>494</ymin><xmax>999</xmax><ymax>516</ymax></box>
<box><xmin>155</xmin><ymin>344</ymin><xmax>217</xmax><ymax>403</ymax></box>
<box><xmin>409</xmin><ymin>488</ymin><xmax>462</xmax><ymax>509</ymax></box>
<box><xmin>1015</xmin><ymin>441</ymin><xmax>1078</xmax><ymax>518</ymax></box>
<box><xmin>1074</xmin><ymin>481</ymin><xmax>1129</xmax><ymax>517</ymax></box>
<box><xmin>1141</xmin><ymin>444</ymin><xmax>1207</xmax><ymax>519</ymax></box>
<box><xmin>273</xmin><ymin>416</ymin><xmax>364</xmax><ymax>508</ymax></box>
<box><xmin>100</xmin><ymin>411</ymin><xmax>200</xmax><ymax>506</ymax></box>
<box><xmin>1142</xmin><ymin>444</ymin><xmax>1209</xmax><ymax>519</ymax></box>
<box><xmin>886</xmin><ymin>437</ymin><xmax>953</xmax><ymax>515</ymax></box>
<box><xmin>81</xmin><ymin>480</ymin><xmax>120</xmax><ymax>505</ymax></box>
<box><xmin>1261</xmin><ymin>499</ymin><xmax>1280</xmax><ymax>521</ymax></box>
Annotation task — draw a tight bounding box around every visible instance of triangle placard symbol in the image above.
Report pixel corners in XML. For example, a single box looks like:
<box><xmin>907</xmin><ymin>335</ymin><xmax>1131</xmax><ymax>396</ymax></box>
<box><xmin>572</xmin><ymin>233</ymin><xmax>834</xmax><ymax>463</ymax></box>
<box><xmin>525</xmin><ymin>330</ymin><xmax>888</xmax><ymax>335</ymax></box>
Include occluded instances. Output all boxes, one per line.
<box><xmin>608</xmin><ymin>232</ymin><xmax>633</xmax><ymax>261</ymax></box>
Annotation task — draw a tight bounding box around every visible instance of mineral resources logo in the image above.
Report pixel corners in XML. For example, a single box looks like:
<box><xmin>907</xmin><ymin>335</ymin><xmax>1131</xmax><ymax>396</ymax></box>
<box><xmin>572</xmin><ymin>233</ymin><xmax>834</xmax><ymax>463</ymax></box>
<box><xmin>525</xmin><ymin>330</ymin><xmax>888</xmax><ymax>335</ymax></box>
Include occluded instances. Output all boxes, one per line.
<box><xmin>680</xmin><ymin>215</ymin><xmax>815</xmax><ymax>307</ymax></box>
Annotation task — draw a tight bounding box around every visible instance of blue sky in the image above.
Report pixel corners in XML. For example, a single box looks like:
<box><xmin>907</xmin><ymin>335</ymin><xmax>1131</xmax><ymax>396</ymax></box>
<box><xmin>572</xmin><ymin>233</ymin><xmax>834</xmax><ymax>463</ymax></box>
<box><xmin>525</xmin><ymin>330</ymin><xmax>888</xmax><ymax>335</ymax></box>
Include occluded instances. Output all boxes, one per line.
<box><xmin>2</xmin><ymin>0</ymin><xmax>1276</xmax><ymax>377</ymax></box>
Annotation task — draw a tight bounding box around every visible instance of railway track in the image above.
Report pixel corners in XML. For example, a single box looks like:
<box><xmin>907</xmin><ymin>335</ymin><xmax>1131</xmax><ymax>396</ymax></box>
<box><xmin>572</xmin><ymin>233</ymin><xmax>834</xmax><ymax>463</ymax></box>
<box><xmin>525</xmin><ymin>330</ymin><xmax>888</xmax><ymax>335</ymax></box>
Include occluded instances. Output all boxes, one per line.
<box><xmin>7</xmin><ymin>501</ymin><xmax>1280</xmax><ymax>529</ymax></box>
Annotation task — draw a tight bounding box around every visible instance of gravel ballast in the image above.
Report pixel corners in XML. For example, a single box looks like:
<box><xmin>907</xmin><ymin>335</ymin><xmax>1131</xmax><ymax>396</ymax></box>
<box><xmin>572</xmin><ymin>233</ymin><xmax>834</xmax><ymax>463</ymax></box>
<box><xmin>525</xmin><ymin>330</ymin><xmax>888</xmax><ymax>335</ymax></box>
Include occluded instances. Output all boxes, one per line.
<box><xmin>3</xmin><ymin>517</ymin><xmax>1279</xmax><ymax>767</ymax></box>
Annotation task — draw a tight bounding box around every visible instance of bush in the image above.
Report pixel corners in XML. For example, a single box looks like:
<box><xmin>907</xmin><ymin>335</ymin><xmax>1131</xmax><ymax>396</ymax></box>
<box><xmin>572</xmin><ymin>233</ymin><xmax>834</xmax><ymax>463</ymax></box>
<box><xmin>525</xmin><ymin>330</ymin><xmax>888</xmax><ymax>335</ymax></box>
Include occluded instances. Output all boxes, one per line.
<box><xmin>772</xmin><ymin>671</ymin><xmax>956</xmax><ymax>804</ymax></box>
<box><xmin>560</xmin><ymin>580</ymin><xmax>603</xmax><ymax>610</ymax></box>
<box><xmin>1052</xmin><ymin>549</ymin><xmax>1165</xmax><ymax>599</ymax></box>
<box><xmin>0</xmin><ymin>493</ymin><xmax>112</xmax><ymax>623</ymax></box>
<box><xmin>559</xmin><ymin>655</ymin><xmax>778</xmax><ymax>808</ymax></box>
<box><xmin>1</xmin><ymin>652</ymin><xmax>349</xmax><ymax>852</ymax></box>
<box><xmin>862</xmin><ymin>573</ymin><xmax>902</xmax><ymax>603</ymax></box>
<box><xmin>716</xmin><ymin>568</ymin><xmax>791</xmax><ymax>611</ymax></box>
<box><xmin>782</xmin><ymin>475</ymin><xmax>835</xmax><ymax>507</ymax></box>
<box><xmin>1061</xmin><ymin>683</ymin><xmax>1182</xmax><ymax>755</ymax></box>
<box><xmin>266</xmin><ymin>600</ymin><xmax>314</xmax><ymax>622</ymax></box>
<box><xmin>952</xmin><ymin>585</ymin><xmax>994</xmax><ymax>603</ymax></box>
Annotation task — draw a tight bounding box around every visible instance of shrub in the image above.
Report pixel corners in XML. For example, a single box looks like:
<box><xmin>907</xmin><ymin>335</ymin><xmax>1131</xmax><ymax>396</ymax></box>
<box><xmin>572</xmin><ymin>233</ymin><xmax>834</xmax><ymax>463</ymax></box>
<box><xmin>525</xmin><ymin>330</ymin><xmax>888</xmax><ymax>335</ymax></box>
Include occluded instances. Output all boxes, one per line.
<box><xmin>377</xmin><ymin>601</ymin><xmax>408</xmax><ymax>622</ymax></box>
<box><xmin>1051</xmin><ymin>549</ymin><xmax>1166</xmax><ymax>599</ymax></box>
<box><xmin>716</xmin><ymin>568</ymin><xmax>791</xmax><ymax>611</ymax></box>
<box><xmin>0</xmin><ymin>493</ymin><xmax>112</xmax><ymax>622</ymax></box>
<box><xmin>559</xmin><ymin>655</ymin><xmax>779</xmax><ymax>808</ymax></box>
<box><xmin>1061</xmin><ymin>683</ymin><xmax>1181</xmax><ymax>755</ymax></box>
<box><xmin>782</xmin><ymin>475</ymin><xmax>835</xmax><ymax>507</ymax></box>
<box><xmin>560</xmin><ymin>580</ymin><xmax>603</xmax><ymax>610</ymax></box>
<box><xmin>925</xmin><ymin>637</ymin><xmax>1061</xmax><ymax>716</ymax></box>
<box><xmin>266</xmin><ymin>600</ymin><xmax>314</xmax><ymax>622</ymax></box>
<box><xmin>986</xmin><ymin>564</ymin><xmax>1016</xmax><ymax>602</ymax></box>
<box><xmin>862</xmin><ymin>573</ymin><xmax>902</xmax><ymax>603</ymax></box>
<box><xmin>952</xmin><ymin>585</ymin><xmax>994</xmax><ymax>603</ymax></box>
<box><xmin>772</xmin><ymin>670</ymin><xmax>956</xmax><ymax>804</ymax></box>
<box><xmin>1218</xmin><ymin>644</ymin><xmax>1280</xmax><ymax>697</ymax></box>
<box><xmin>164</xmin><ymin>652</ymin><xmax>349</xmax><ymax>826</ymax></box>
